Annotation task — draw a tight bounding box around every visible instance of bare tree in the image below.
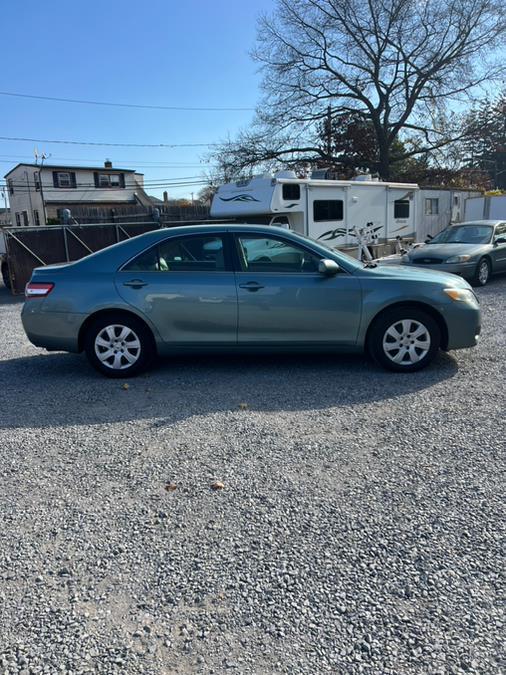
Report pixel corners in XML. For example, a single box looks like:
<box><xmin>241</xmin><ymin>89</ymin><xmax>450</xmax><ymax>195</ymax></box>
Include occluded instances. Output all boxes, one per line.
<box><xmin>212</xmin><ymin>0</ymin><xmax>506</xmax><ymax>179</ymax></box>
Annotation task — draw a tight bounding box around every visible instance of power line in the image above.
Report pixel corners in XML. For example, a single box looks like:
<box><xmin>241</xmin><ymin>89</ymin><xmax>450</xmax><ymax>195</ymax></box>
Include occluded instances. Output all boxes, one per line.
<box><xmin>0</xmin><ymin>135</ymin><xmax>220</xmax><ymax>148</ymax></box>
<box><xmin>0</xmin><ymin>91</ymin><xmax>256</xmax><ymax>112</ymax></box>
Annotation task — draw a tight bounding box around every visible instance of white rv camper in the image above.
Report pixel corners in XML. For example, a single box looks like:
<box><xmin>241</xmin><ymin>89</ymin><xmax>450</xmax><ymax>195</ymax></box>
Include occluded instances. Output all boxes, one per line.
<box><xmin>210</xmin><ymin>172</ymin><xmax>479</xmax><ymax>247</ymax></box>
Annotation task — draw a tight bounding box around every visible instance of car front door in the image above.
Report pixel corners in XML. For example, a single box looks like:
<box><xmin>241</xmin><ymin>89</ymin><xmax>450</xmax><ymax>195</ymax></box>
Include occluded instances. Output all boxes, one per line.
<box><xmin>233</xmin><ymin>233</ymin><xmax>362</xmax><ymax>345</ymax></box>
<box><xmin>115</xmin><ymin>233</ymin><xmax>238</xmax><ymax>344</ymax></box>
<box><xmin>492</xmin><ymin>223</ymin><xmax>506</xmax><ymax>272</ymax></box>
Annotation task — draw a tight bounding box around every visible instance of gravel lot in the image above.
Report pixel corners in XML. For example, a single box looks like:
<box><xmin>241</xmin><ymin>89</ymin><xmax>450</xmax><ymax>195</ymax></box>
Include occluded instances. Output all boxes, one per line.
<box><xmin>0</xmin><ymin>278</ymin><xmax>504</xmax><ymax>675</ymax></box>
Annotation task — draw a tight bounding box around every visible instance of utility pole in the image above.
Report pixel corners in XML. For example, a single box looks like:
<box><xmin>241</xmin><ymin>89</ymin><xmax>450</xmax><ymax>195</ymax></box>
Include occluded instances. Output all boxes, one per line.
<box><xmin>38</xmin><ymin>152</ymin><xmax>49</xmax><ymax>226</ymax></box>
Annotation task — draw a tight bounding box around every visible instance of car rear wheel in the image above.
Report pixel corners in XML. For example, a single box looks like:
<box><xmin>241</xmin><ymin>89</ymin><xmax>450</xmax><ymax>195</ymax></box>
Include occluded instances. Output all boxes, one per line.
<box><xmin>84</xmin><ymin>314</ymin><xmax>155</xmax><ymax>378</ymax></box>
<box><xmin>472</xmin><ymin>257</ymin><xmax>490</xmax><ymax>287</ymax></box>
<box><xmin>368</xmin><ymin>308</ymin><xmax>440</xmax><ymax>372</ymax></box>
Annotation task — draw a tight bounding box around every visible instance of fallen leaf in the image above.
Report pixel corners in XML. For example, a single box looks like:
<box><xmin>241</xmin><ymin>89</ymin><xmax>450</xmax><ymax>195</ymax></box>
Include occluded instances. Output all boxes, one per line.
<box><xmin>211</xmin><ymin>481</ymin><xmax>224</xmax><ymax>490</ymax></box>
<box><xmin>122</xmin><ymin>383</ymin><xmax>130</xmax><ymax>390</ymax></box>
<box><xmin>239</xmin><ymin>402</ymin><xmax>248</xmax><ymax>410</ymax></box>
<box><xmin>165</xmin><ymin>482</ymin><xmax>177</xmax><ymax>492</ymax></box>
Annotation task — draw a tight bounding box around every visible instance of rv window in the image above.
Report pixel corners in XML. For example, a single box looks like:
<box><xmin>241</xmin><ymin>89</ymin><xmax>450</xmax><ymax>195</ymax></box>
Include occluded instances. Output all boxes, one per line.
<box><xmin>425</xmin><ymin>198</ymin><xmax>439</xmax><ymax>215</ymax></box>
<box><xmin>22</xmin><ymin>211</ymin><xmax>29</xmax><ymax>226</ymax></box>
<box><xmin>15</xmin><ymin>212</ymin><xmax>21</xmax><ymax>226</ymax></box>
<box><xmin>313</xmin><ymin>200</ymin><xmax>344</xmax><ymax>222</ymax></box>
<box><xmin>394</xmin><ymin>199</ymin><xmax>410</xmax><ymax>219</ymax></box>
<box><xmin>282</xmin><ymin>184</ymin><xmax>300</xmax><ymax>201</ymax></box>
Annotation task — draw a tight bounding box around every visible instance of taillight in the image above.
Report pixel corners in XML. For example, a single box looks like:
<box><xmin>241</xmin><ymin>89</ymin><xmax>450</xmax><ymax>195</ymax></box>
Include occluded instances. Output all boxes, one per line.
<box><xmin>25</xmin><ymin>282</ymin><xmax>54</xmax><ymax>298</ymax></box>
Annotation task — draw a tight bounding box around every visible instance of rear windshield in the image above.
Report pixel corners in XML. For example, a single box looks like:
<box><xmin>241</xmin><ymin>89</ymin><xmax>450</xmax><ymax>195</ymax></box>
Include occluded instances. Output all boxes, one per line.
<box><xmin>429</xmin><ymin>224</ymin><xmax>493</xmax><ymax>245</ymax></box>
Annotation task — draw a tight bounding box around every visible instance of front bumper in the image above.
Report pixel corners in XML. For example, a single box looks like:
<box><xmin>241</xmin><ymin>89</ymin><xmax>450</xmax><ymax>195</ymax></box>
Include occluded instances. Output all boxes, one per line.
<box><xmin>442</xmin><ymin>300</ymin><xmax>481</xmax><ymax>350</ymax></box>
<box><xmin>406</xmin><ymin>260</ymin><xmax>476</xmax><ymax>279</ymax></box>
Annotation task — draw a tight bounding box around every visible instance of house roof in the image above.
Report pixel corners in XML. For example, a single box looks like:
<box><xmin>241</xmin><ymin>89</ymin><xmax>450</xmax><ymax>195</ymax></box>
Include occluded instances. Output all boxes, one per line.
<box><xmin>4</xmin><ymin>163</ymin><xmax>143</xmax><ymax>178</ymax></box>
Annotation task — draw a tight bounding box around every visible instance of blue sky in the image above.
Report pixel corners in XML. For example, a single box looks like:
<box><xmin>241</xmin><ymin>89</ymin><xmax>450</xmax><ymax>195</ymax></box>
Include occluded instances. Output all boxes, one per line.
<box><xmin>0</xmin><ymin>0</ymin><xmax>275</xmax><ymax>199</ymax></box>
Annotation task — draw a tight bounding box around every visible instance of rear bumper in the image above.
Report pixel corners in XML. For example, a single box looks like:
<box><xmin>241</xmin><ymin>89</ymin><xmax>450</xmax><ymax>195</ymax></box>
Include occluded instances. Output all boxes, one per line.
<box><xmin>22</xmin><ymin>303</ymin><xmax>83</xmax><ymax>352</ymax></box>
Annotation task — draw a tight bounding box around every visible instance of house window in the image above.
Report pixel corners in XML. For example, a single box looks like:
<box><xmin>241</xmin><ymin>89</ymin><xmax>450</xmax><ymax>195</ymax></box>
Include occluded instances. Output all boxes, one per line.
<box><xmin>394</xmin><ymin>199</ymin><xmax>410</xmax><ymax>219</ymax></box>
<box><xmin>7</xmin><ymin>179</ymin><xmax>14</xmax><ymax>195</ymax></box>
<box><xmin>313</xmin><ymin>199</ymin><xmax>344</xmax><ymax>222</ymax></box>
<box><xmin>97</xmin><ymin>173</ymin><xmax>123</xmax><ymax>188</ymax></box>
<box><xmin>34</xmin><ymin>172</ymin><xmax>41</xmax><ymax>191</ymax></box>
<box><xmin>282</xmin><ymin>184</ymin><xmax>300</xmax><ymax>201</ymax></box>
<box><xmin>34</xmin><ymin>210</ymin><xmax>40</xmax><ymax>226</ymax></box>
<box><xmin>53</xmin><ymin>171</ymin><xmax>76</xmax><ymax>188</ymax></box>
<box><xmin>425</xmin><ymin>198</ymin><xmax>439</xmax><ymax>215</ymax></box>
<box><xmin>15</xmin><ymin>212</ymin><xmax>21</xmax><ymax>226</ymax></box>
<box><xmin>22</xmin><ymin>211</ymin><xmax>29</xmax><ymax>226</ymax></box>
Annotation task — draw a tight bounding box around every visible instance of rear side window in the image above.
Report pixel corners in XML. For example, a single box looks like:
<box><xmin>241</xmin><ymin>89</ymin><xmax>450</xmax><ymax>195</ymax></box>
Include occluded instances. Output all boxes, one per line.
<box><xmin>124</xmin><ymin>235</ymin><xmax>226</xmax><ymax>272</ymax></box>
<box><xmin>394</xmin><ymin>199</ymin><xmax>410</xmax><ymax>219</ymax></box>
<box><xmin>282</xmin><ymin>184</ymin><xmax>300</xmax><ymax>201</ymax></box>
<box><xmin>313</xmin><ymin>200</ymin><xmax>343</xmax><ymax>222</ymax></box>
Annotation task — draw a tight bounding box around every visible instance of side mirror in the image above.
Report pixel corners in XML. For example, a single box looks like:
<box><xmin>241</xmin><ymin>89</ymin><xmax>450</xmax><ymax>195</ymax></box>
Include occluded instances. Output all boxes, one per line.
<box><xmin>318</xmin><ymin>259</ymin><xmax>340</xmax><ymax>276</ymax></box>
<box><xmin>494</xmin><ymin>237</ymin><xmax>506</xmax><ymax>245</ymax></box>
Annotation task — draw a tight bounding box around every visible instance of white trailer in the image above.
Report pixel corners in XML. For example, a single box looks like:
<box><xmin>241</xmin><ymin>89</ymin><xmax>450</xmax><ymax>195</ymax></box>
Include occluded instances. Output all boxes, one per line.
<box><xmin>210</xmin><ymin>172</ymin><xmax>479</xmax><ymax>247</ymax></box>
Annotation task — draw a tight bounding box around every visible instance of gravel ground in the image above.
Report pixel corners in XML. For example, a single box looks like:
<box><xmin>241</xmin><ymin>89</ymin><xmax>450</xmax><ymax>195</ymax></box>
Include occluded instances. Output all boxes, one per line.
<box><xmin>0</xmin><ymin>279</ymin><xmax>504</xmax><ymax>675</ymax></box>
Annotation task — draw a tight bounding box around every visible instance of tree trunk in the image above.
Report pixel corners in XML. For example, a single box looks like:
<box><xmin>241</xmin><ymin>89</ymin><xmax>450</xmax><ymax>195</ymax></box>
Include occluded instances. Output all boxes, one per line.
<box><xmin>378</xmin><ymin>141</ymin><xmax>391</xmax><ymax>180</ymax></box>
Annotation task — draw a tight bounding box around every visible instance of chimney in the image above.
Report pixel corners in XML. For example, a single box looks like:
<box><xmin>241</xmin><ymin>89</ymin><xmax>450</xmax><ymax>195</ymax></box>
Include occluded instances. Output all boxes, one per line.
<box><xmin>104</xmin><ymin>159</ymin><xmax>113</xmax><ymax>169</ymax></box>
<box><xmin>163</xmin><ymin>191</ymin><xmax>169</xmax><ymax>203</ymax></box>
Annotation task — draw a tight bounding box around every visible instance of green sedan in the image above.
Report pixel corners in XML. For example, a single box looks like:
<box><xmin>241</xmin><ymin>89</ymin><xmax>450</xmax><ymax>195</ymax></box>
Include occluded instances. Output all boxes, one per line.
<box><xmin>22</xmin><ymin>224</ymin><xmax>481</xmax><ymax>377</ymax></box>
<box><xmin>405</xmin><ymin>220</ymin><xmax>506</xmax><ymax>286</ymax></box>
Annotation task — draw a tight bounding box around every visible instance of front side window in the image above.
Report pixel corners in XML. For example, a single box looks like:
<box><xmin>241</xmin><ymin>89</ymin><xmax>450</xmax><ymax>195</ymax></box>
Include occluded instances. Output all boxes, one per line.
<box><xmin>237</xmin><ymin>235</ymin><xmax>320</xmax><ymax>273</ymax></box>
<box><xmin>494</xmin><ymin>223</ymin><xmax>506</xmax><ymax>241</ymax></box>
<box><xmin>424</xmin><ymin>198</ymin><xmax>439</xmax><ymax>215</ymax></box>
<box><xmin>282</xmin><ymin>184</ymin><xmax>300</xmax><ymax>201</ymax></box>
<box><xmin>124</xmin><ymin>235</ymin><xmax>226</xmax><ymax>272</ymax></box>
<box><xmin>313</xmin><ymin>200</ymin><xmax>343</xmax><ymax>222</ymax></box>
<box><xmin>394</xmin><ymin>199</ymin><xmax>410</xmax><ymax>219</ymax></box>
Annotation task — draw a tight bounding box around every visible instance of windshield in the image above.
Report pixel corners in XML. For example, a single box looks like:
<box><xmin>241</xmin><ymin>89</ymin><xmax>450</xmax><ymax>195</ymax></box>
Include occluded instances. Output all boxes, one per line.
<box><xmin>429</xmin><ymin>224</ymin><xmax>493</xmax><ymax>245</ymax></box>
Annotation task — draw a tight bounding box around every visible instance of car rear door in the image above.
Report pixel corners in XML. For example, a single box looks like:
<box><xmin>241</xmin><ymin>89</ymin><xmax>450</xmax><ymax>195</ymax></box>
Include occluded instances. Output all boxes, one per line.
<box><xmin>232</xmin><ymin>232</ymin><xmax>362</xmax><ymax>345</ymax></box>
<box><xmin>115</xmin><ymin>232</ymin><xmax>238</xmax><ymax>345</ymax></box>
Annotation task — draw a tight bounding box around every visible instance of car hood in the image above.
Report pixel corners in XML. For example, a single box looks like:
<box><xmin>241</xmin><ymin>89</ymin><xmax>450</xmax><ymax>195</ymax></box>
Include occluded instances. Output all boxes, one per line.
<box><xmin>407</xmin><ymin>243</ymin><xmax>486</xmax><ymax>261</ymax></box>
<box><xmin>364</xmin><ymin>263</ymin><xmax>471</xmax><ymax>287</ymax></box>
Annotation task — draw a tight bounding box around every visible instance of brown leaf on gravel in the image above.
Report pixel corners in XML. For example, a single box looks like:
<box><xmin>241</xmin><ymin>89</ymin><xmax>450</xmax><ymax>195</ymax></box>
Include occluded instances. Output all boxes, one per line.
<box><xmin>165</xmin><ymin>482</ymin><xmax>177</xmax><ymax>492</ymax></box>
<box><xmin>122</xmin><ymin>383</ymin><xmax>130</xmax><ymax>390</ymax></box>
<box><xmin>211</xmin><ymin>481</ymin><xmax>224</xmax><ymax>490</ymax></box>
<box><xmin>239</xmin><ymin>402</ymin><xmax>248</xmax><ymax>410</ymax></box>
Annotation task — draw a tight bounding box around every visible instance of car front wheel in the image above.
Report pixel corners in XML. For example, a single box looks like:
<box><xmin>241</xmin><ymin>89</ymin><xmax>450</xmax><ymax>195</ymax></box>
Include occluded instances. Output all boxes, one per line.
<box><xmin>368</xmin><ymin>308</ymin><xmax>441</xmax><ymax>372</ymax></box>
<box><xmin>472</xmin><ymin>257</ymin><xmax>490</xmax><ymax>287</ymax></box>
<box><xmin>84</xmin><ymin>314</ymin><xmax>155</xmax><ymax>377</ymax></box>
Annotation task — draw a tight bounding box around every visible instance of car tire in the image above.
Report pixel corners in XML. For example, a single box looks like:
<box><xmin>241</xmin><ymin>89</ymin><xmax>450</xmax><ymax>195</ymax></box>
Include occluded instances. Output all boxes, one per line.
<box><xmin>471</xmin><ymin>257</ymin><xmax>490</xmax><ymax>287</ymax></box>
<box><xmin>84</xmin><ymin>313</ymin><xmax>155</xmax><ymax>378</ymax></box>
<box><xmin>1</xmin><ymin>263</ymin><xmax>11</xmax><ymax>290</ymax></box>
<box><xmin>368</xmin><ymin>307</ymin><xmax>441</xmax><ymax>372</ymax></box>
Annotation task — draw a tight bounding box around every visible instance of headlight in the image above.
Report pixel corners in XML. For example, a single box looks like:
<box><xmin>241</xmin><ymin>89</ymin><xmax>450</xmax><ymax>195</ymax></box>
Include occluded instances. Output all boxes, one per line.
<box><xmin>445</xmin><ymin>255</ymin><xmax>472</xmax><ymax>263</ymax></box>
<box><xmin>444</xmin><ymin>288</ymin><xmax>479</xmax><ymax>306</ymax></box>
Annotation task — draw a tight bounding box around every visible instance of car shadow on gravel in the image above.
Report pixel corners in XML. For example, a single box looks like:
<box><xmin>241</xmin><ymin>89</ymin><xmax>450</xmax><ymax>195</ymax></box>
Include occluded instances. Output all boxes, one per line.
<box><xmin>0</xmin><ymin>285</ymin><xmax>23</xmax><ymax>305</ymax></box>
<box><xmin>0</xmin><ymin>349</ymin><xmax>458</xmax><ymax>430</ymax></box>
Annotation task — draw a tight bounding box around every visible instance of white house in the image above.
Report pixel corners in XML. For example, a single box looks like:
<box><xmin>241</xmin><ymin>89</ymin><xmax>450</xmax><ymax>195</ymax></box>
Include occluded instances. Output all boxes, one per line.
<box><xmin>4</xmin><ymin>160</ymin><xmax>157</xmax><ymax>227</ymax></box>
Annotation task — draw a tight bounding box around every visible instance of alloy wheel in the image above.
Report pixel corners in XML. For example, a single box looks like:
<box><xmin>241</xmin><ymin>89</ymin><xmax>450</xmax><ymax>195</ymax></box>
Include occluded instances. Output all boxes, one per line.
<box><xmin>478</xmin><ymin>260</ymin><xmax>489</xmax><ymax>285</ymax></box>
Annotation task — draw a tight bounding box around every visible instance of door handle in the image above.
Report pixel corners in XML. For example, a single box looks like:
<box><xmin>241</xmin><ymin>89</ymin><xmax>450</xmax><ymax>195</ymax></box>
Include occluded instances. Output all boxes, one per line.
<box><xmin>123</xmin><ymin>279</ymin><xmax>148</xmax><ymax>288</ymax></box>
<box><xmin>239</xmin><ymin>281</ymin><xmax>265</xmax><ymax>292</ymax></box>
